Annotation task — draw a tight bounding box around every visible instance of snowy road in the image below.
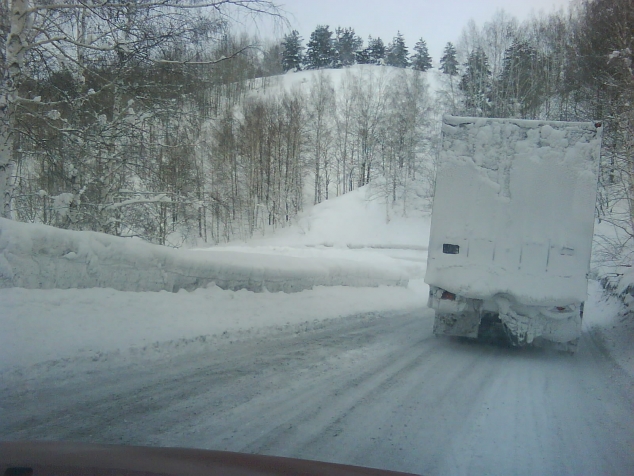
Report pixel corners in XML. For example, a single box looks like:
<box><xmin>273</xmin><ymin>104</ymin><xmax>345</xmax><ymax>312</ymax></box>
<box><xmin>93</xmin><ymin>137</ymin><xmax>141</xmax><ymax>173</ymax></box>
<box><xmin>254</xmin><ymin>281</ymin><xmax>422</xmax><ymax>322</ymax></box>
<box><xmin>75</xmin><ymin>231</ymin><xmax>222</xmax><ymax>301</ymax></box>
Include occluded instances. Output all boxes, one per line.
<box><xmin>2</xmin><ymin>310</ymin><xmax>633</xmax><ymax>475</ymax></box>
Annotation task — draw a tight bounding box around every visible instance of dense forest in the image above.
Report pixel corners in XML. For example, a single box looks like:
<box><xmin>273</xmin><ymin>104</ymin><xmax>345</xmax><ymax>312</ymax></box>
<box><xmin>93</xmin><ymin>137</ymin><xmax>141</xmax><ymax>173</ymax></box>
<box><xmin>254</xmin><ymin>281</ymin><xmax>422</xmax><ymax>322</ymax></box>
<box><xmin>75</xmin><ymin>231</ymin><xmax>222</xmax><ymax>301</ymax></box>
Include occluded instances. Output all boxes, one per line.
<box><xmin>1</xmin><ymin>0</ymin><xmax>632</xmax><ymax>273</ymax></box>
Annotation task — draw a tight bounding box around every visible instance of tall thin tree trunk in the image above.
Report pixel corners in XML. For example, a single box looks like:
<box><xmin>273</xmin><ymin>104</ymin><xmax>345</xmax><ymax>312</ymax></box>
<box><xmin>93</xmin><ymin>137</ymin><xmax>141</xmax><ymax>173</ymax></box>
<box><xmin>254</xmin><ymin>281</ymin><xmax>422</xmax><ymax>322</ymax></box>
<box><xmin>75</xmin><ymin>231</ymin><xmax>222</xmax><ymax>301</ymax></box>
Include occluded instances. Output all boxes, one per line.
<box><xmin>1</xmin><ymin>0</ymin><xmax>30</xmax><ymax>218</ymax></box>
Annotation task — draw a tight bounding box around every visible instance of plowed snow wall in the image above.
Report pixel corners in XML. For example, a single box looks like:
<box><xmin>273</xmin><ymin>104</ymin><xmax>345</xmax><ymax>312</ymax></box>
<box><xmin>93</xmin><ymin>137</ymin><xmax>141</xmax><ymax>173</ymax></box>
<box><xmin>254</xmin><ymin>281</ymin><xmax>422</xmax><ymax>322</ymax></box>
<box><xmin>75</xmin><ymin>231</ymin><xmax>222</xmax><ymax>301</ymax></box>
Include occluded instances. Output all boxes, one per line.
<box><xmin>0</xmin><ymin>219</ymin><xmax>407</xmax><ymax>292</ymax></box>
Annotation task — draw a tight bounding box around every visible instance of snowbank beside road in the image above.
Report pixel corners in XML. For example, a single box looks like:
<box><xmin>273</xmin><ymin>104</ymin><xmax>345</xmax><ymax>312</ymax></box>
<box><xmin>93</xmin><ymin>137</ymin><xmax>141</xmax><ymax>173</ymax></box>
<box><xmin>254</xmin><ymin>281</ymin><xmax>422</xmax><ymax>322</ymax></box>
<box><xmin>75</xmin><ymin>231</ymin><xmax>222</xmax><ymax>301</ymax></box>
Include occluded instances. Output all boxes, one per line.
<box><xmin>0</xmin><ymin>280</ymin><xmax>430</xmax><ymax>372</ymax></box>
<box><xmin>584</xmin><ymin>280</ymin><xmax>634</xmax><ymax>378</ymax></box>
<box><xmin>0</xmin><ymin>217</ymin><xmax>407</xmax><ymax>293</ymax></box>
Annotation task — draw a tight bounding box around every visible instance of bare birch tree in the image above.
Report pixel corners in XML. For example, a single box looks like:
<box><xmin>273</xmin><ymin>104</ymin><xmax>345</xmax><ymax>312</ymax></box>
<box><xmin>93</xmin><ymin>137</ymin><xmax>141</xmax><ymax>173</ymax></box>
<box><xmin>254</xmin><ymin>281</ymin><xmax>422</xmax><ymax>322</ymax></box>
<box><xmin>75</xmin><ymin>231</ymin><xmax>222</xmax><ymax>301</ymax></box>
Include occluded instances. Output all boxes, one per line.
<box><xmin>1</xmin><ymin>0</ymin><xmax>281</xmax><ymax>220</ymax></box>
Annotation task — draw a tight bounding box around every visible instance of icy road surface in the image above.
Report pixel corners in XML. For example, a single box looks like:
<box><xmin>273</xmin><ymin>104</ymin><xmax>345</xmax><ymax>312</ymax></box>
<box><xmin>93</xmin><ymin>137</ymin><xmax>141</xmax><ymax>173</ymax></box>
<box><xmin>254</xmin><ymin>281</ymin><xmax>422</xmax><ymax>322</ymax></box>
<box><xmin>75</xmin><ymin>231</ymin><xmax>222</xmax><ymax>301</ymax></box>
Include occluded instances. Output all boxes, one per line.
<box><xmin>2</xmin><ymin>311</ymin><xmax>632</xmax><ymax>476</ymax></box>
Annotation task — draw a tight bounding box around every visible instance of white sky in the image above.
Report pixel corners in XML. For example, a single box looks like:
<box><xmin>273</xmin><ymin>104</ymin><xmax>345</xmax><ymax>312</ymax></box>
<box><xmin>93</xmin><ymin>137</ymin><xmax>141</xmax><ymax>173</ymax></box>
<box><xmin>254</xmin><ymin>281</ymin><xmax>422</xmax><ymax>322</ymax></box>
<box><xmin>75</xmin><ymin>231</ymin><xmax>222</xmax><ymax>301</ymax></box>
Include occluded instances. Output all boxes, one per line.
<box><xmin>272</xmin><ymin>0</ymin><xmax>573</xmax><ymax>63</ymax></box>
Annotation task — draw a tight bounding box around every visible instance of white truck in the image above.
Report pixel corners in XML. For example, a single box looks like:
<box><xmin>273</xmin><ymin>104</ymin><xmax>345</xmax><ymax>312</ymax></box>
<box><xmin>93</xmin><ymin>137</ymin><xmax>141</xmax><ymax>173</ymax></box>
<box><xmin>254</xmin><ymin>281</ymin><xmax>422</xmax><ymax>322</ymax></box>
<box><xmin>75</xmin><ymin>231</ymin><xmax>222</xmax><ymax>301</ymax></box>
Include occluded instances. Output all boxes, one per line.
<box><xmin>425</xmin><ymin>115</ymin><xmax>603</xmax><ymax>352</ymax></box>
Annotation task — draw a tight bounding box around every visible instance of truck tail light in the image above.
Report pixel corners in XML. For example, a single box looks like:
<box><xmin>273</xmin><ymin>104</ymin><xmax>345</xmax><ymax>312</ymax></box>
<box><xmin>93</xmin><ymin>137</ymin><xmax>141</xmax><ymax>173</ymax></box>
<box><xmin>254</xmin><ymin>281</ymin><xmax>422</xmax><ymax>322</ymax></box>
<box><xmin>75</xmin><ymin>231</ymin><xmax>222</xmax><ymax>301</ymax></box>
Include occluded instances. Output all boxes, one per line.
<box><xmin>553</xmin><ymin>304</ymin><xmax>576</xmax><ymax>313</ymax></box>
<box><xmin>441</xmin><ymin>291</ymin><xmax>456</xmax><ymax>301</ymax></box>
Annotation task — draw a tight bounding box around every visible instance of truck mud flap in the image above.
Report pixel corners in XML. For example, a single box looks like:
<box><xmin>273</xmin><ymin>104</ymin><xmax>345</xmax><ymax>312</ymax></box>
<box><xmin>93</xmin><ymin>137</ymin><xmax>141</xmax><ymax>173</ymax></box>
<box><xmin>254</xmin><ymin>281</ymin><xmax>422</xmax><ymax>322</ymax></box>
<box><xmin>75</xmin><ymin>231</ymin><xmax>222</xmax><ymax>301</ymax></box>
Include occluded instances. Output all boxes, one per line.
<box><xmin>533</xmin><ymin>336</ymin><xmax>580</xmax><ymax>355</ymax></box>
<box><xmin>433</xmin><ymin>311</ymin><xmax>480</xmax><ymax>339</ymax></box>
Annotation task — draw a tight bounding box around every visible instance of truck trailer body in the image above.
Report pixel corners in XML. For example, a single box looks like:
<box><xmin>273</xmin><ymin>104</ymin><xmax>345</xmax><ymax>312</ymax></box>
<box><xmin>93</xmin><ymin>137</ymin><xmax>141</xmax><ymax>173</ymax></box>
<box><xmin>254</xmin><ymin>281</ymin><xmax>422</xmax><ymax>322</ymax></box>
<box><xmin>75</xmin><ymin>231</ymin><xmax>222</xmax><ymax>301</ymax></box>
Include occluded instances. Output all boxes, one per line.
<box><xmin>425</xmin><ymin>115</ymin><xmax>603</xmax><ymax>352</ymax></box>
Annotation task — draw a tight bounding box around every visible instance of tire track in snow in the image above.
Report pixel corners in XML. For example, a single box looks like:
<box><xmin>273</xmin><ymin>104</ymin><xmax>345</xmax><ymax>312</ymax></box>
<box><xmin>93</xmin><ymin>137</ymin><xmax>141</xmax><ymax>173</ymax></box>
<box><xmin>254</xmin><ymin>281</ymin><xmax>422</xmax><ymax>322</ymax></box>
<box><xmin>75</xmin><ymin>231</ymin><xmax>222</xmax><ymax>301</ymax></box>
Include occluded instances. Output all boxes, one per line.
<box><xmin>2</xmin><ymin>310</ymin><xmax>633</xmax><ymax>475</ymax></box>
<box><xmin>240</xmin><ymin>333</ymin><xmax>442</xmax><ymax>456</ymax></box>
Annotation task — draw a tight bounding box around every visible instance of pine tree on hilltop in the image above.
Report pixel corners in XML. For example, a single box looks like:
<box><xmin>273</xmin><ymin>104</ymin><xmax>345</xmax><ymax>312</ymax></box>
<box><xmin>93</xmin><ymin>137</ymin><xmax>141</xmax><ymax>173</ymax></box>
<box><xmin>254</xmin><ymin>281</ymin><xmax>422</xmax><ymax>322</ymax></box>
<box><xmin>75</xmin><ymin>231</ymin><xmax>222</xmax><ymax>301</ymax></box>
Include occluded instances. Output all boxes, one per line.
<box><xmin>281</xmin><ymin>30</ymin><xmax>304</xmax><ymax>72</ymax></box>
<box><xmin>386</xmin><ymin>32</ymin><xmax>409</xmax><ymax>68</ymax></box>
<box><xmin>411</xmin><ymin>38</ymin><xmax>432</xmax><ymax>71</ymax></box>
<box><xmin>369</xmin><ymin>37</ymin><xmax>386</xmax><ymax>65</ymax></box>
<box><xmin>306</xmin><ymin>25</ymin><xmax>336</xmax><ymax>69</ymax></box>
<box><xmin>334</xmin><ymin>27</ymin><xmax>363</xmax><ymax>67</ymax></box>
<box><xmin>440</xmin><ymin>42</ymin><xmax>459</xmax><ymax>76</ymax></box>
<box><xmin>459</xmin><ymin>47</ymin><xmax>492</xmax><ymax>115</ymax></box>
<box><xmin>355</xmin><ymin>46</ymin><xmax>371</xmax><ymax>65</ymax></box>
<box><xmin>358</xmin><ymin>36</ymin><xmax>386</xmax><ymax>65</ymax></box>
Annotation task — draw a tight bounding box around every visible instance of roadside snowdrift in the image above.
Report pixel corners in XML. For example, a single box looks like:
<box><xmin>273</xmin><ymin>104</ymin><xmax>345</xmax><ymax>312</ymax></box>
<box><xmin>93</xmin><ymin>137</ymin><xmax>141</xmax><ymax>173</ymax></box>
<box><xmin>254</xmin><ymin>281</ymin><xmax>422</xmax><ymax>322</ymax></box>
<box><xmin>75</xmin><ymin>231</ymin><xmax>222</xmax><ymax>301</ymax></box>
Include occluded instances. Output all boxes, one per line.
<box><xmin>1</xmin><ymin>283</ymin><xmax>429</xmax><ymax>371</ymax></box>
<box><xmin>1</xmin><ymin>185</ymin><xmax>430</xmax><ymax>373</ymax></box>
<box><xmin>0</xmin><ymin>216</ymin><xmax>407</xmax><ymax>293</ymax></box>
<box><xmin>584</xmin><ymin>280</ymin><xmax>634</xmax><ymax>377</ymax></box>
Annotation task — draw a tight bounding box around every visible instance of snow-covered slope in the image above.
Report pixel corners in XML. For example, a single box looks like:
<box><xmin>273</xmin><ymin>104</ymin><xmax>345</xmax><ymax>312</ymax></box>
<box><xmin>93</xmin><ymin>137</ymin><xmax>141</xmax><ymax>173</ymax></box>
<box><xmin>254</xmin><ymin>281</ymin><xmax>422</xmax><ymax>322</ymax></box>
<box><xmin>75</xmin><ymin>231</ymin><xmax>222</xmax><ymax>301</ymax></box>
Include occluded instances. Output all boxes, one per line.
<box><xmin>207</xmin><ymin>184</ymin><xmax>430</xmax><ymax>249</ymax></box>
<box><xmin>251</xmin><ymin>64</ymin><xmax>439</xmax><ymax>99</ymax></box>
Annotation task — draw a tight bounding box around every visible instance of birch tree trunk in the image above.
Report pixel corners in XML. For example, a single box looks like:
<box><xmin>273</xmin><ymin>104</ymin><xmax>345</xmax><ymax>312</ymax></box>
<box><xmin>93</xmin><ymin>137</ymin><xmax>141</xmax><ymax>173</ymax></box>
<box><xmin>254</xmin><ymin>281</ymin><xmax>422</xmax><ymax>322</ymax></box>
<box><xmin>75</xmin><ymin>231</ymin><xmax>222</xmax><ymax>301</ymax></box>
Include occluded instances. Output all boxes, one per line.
<box><xmin>1</xmin><ymin>0</ymin><xmax>30</xmax><ymax>218</ymax></box>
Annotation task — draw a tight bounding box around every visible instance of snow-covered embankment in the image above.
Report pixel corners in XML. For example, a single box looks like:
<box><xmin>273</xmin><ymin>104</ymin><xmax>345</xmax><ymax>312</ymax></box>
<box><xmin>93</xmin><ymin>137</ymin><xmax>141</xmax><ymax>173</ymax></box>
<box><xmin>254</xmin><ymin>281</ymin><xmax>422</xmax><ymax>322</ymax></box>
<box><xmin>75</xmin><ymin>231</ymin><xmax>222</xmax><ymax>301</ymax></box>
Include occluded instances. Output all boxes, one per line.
<box><xmin>0</xmin><ymin>218</ymin><xmax>407</xmax><ymax>293</ymax></box>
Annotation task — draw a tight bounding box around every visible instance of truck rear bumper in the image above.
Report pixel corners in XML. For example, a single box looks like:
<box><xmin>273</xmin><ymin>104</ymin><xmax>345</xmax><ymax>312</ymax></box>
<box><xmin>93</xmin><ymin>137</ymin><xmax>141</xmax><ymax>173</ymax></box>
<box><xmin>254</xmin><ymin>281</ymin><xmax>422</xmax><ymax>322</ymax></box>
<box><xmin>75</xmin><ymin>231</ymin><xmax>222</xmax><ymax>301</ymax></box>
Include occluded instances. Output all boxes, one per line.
<box><xmin>428</xmin><ymin>287</ymin><xmax>582</xmax><ymax>348</ymax></box>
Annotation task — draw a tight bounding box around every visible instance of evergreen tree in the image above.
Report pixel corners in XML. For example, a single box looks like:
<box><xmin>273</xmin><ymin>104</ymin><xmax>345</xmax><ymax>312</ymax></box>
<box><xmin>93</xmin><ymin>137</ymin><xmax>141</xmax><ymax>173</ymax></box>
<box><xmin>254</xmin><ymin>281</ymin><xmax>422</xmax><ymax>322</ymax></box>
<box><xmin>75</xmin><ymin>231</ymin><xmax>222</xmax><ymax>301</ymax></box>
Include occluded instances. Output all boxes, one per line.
<box><xmin>262</xmin><ymin>42</ymin><xmax>284</xmax><ymax>76</ymax></box>
<box><xmin>495</xmin><ymin>40</ymin><xmax>545</xmax><ymax>118</ymax></box>
<box><xmin>281</xmin><ymin>30</ymin><xmax>304</xmax><ymax>72</ymax></box>
<box><xmin>459</xmin><ymin>47</ymin><xmax>492</xmax><ymax>116</ymax></box>
<box><xmin>334</xmin><ymin>27</ymin><xmax>363</xmax><ymax>67</ymax></box>
<box><xmin>386</xmin><ymin>32</ymin><xmax>409</xmax><ymax>68</ymax></box>
<box><xmin>305</xmin><ymin>25</ymin><xmax>335</xmax><ymax>69</ymax></box>
<box><xmin>355</xmin><ymin>47</ymin><xmax>371</xmax><ymax>65</ymax></box>
<box><xmin>411</xmin><ymin>38</ymin><xmax>432</xmax><ymax>71</ymax></box>
<box><xmin>440</xmin><ymin>42</ymin><xmax>459</xmax><ymax>76</ymax></box>
<box><xmin>367</xmin><ymin>36</ymin><xmax>387</xmax><ymax>65</ymax></box>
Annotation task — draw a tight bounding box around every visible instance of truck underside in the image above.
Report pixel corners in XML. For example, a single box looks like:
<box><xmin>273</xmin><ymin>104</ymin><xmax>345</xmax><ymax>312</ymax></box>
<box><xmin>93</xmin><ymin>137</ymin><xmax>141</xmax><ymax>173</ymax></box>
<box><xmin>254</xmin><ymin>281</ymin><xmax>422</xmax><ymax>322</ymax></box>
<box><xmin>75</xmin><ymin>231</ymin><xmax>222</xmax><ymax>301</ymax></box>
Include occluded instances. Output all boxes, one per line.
<box><xmin>429</xmin><ymin>286</ymin><xmax>582</xmax><ymax>353</ymax></box>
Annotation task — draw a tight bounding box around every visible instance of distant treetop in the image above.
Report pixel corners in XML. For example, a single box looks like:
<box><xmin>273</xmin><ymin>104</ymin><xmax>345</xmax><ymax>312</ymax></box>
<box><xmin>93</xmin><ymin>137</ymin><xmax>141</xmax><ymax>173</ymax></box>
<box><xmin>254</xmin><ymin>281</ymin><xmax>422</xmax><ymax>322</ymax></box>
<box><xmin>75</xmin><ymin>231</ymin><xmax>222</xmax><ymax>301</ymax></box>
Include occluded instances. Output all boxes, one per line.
<box><xmin>386</xmin><ymin>32</ymin><xmax>409</xmax><ymax>68</ymax></box>
<box><xmin>411</xmin><ymin>38</ymin><xmax>432</xmax><ymax>72</ymax></box>
<box><xmin>281</xmin><ymin>30</ymin><xmax>304</xmax><ymax>72</ymax></box>
<box><xmin>440</xmin><ymin>42</ymin><xmax>459</xmax><ymax>76</ymax></box>
<box><xmin>281</xmin><ymin>26</ymin><xmax>433</xmax><ymax>72</ymax></box>
<box><xmin>305</xmin><ymin>25</ymin><xmax>336</xmax><ymax>69</ymax></box>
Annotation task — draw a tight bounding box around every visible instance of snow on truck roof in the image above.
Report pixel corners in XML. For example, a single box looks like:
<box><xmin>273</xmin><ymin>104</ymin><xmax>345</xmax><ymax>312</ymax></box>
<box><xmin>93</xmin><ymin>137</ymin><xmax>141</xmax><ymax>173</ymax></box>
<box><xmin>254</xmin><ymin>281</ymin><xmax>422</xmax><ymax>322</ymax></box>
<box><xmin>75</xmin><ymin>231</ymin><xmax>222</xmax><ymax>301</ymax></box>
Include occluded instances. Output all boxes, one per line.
<box><xmin>425</xmin><ymin>115</ymin><xmax>603</xmax><ymax>306</ymax></box>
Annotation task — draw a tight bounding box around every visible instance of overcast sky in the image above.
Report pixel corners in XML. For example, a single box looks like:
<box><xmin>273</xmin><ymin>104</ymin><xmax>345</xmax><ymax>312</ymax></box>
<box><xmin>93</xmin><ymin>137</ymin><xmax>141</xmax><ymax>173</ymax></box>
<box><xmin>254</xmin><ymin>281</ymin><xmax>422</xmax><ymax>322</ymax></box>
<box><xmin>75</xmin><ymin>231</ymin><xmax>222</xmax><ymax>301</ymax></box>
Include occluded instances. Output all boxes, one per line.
<box><xmin>271</xmin><ymin>0</ymin><xmax>573</xmax><ymax>64</ymax></box>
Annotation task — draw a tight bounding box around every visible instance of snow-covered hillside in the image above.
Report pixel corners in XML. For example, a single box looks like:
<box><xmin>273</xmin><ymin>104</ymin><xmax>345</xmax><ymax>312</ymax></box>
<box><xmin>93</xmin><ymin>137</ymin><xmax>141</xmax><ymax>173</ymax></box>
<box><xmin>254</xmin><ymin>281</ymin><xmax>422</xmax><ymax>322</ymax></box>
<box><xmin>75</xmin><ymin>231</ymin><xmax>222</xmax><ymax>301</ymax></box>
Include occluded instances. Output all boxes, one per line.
<box><xmin>207</xmin><ymin>183</ymin><xmax>430</xmax><ymax>249</ymax></box>
<box><xmin>249</xmin><ymin>64</ymin><xmax>442</xmax><ymax>101</ymax></box>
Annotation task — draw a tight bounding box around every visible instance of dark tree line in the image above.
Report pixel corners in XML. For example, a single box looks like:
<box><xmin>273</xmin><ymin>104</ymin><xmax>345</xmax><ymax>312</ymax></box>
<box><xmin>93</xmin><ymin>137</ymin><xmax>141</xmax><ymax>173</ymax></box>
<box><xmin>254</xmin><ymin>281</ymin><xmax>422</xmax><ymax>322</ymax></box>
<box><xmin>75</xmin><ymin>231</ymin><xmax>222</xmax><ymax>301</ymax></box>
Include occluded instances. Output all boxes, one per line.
<box><xmin>281</xmin><ymin>26</ymin><xmax>433</xmax><ymax>72</ymax></box>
